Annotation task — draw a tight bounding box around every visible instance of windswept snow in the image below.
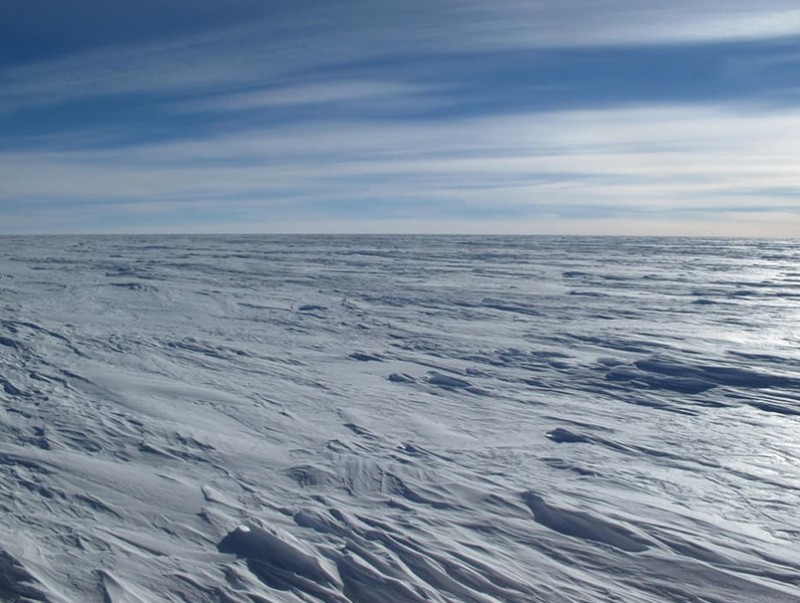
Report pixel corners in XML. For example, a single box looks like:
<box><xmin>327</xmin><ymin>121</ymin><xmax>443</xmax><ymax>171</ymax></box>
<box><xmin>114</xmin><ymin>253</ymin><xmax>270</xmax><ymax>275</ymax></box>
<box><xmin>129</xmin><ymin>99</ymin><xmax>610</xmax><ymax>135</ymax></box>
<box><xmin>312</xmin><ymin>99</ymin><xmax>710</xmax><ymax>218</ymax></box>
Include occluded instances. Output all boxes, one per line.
<box><xmin>0</xmin><ymin>235</ymin><xmax>799</xmax><ymax>602</ymax></box>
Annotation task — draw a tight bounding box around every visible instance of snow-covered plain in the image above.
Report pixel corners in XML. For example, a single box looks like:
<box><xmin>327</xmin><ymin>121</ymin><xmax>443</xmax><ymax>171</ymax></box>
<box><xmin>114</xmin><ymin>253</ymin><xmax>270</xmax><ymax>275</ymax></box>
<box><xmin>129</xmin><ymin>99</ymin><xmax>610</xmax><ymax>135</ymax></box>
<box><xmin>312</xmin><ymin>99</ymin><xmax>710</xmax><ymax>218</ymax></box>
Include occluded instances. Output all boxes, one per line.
<box><xmin>1</xmin><ymin>235</ymin><xmax>799</xmax><ymax>603</ymax></box>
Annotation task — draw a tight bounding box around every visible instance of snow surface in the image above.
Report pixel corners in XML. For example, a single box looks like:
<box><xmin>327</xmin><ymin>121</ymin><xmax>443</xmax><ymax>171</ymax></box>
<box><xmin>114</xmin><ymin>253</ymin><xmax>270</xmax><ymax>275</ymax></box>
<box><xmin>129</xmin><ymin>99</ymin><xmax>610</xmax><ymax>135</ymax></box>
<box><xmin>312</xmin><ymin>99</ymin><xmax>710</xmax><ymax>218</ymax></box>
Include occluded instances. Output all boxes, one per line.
<box><xmin>0</xmin><ymin>235</ymin><xmax>799</xmax><ymax>602</ymax></box>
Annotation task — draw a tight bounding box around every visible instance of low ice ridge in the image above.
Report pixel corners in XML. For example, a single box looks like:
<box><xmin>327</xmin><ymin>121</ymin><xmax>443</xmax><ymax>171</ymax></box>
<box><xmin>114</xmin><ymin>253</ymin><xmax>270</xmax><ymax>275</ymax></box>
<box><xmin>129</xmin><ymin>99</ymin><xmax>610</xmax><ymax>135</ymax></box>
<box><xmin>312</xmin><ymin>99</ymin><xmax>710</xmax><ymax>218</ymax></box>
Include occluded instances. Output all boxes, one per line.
<box><xmin>521</xmin><ymin>491</ymin><xmax>651</xmax><ymax>552</ymax></box>
<box><xmin>218</xmin><ymin>524</ymin><xmax>339</xmax><ymax>591</ymax></box>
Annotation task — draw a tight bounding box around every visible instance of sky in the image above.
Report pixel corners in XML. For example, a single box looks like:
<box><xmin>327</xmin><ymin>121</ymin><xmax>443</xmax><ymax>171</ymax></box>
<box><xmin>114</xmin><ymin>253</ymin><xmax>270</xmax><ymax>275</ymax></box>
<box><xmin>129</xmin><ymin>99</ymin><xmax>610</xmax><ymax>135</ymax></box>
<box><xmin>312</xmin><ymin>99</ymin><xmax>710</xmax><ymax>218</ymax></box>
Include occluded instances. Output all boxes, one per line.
<box><xmin>1</xmin><ymin>0</ymin><xmax>799</xmax><ymax>236</ymax></box>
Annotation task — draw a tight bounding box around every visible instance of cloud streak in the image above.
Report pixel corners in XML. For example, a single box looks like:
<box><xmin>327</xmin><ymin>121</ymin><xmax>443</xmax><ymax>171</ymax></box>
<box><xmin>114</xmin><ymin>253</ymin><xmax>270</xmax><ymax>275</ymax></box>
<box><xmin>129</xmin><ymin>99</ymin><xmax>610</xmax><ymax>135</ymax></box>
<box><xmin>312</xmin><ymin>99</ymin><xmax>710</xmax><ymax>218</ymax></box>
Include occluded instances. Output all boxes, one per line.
<box><xmin>3</xmin><ymin>1</ymin><xmax>799</xmax><ymax>112</ymax></box>
<box><xmin>2</xmin><ymin>104</ymin><xmax>798</xmax><ymax>234</ymax></box>
<box><xmin>1</xmin><ymin>1</ymin><xmax>799</xmax><ymax>234</ymax></box>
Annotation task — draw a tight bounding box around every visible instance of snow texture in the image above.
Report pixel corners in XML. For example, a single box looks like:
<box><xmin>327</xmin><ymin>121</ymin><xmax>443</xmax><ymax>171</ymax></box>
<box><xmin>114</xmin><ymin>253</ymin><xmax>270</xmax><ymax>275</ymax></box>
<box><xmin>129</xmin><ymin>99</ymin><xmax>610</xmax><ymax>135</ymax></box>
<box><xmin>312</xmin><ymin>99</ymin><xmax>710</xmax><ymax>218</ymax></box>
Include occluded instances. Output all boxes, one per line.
<box><xmin>0</xmin><ymin>235</ymin><xmax>799</xmax><ymax>602</ymax></box>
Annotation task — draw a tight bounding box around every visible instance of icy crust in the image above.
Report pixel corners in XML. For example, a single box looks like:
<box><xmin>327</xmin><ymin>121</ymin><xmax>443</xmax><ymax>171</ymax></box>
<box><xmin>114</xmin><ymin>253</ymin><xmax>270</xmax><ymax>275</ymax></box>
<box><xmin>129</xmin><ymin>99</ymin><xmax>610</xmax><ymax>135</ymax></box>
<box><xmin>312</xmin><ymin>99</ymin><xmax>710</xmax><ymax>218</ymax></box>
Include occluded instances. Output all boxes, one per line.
<box><xmin>0</xmin><ymin>235</ymin><xmax>799</xmax><ymax>602</ymax></box>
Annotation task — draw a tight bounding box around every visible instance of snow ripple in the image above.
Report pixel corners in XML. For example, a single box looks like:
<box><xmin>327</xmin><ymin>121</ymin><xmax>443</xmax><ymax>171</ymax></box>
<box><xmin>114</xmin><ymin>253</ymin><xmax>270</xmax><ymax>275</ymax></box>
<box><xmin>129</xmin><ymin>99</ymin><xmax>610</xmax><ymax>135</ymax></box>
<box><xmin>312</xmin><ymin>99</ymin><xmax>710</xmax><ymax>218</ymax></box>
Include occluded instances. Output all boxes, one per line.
<box><xmin>0</xmin><ymin>235</ymin><xmax>799</xmax><ymax>602</ymax></box>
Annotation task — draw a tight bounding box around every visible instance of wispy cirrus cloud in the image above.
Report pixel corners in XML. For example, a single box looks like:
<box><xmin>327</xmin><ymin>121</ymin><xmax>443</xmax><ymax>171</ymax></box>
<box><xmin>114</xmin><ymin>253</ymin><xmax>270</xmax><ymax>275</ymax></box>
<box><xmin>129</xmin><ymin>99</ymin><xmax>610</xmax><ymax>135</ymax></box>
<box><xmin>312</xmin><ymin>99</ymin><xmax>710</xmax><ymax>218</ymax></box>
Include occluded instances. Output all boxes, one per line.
<box><xmin>453</xmin><ymin>1</ymin><xmax>800</xmax><ymax>47</ymax></box>
<box><xmin>3</xmin><ymin>1</ymin><xmax>799</xmax><ymax>112</ymax></box>
<box><xmin>173</xmin><ymin>80</ymin><xmax>442</xmax><ymax>115</ymax></box>
<box><xmin>2</xmin><ymin>104</ymin><xmax>798</xmax><ymax>234</ymax></box>
<box><xmin>1</xmin><ymin>1</ymin><xmax>799</xmax><ymax>234</ymax></box>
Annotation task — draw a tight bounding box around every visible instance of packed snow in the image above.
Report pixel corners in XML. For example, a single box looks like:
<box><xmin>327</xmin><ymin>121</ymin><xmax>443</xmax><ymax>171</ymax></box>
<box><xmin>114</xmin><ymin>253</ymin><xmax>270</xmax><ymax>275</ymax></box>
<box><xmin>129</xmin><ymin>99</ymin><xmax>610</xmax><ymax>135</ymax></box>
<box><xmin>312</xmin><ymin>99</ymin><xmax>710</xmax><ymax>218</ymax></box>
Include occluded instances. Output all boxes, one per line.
<box><xmin>0</xmin><ymin>235</ymin><xmax>798</xmax><ymax>602</ymax></box>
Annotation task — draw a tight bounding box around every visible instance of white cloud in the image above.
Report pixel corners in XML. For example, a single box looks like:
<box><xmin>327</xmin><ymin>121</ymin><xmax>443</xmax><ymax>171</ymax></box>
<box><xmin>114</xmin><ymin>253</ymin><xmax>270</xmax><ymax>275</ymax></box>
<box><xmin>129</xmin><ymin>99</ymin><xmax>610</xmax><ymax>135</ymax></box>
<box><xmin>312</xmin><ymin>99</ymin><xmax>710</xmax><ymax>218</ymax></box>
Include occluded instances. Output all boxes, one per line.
<box><xmin>453</xmin><ymin>1</ymin><xmax>800</xmax><ymax>48</ymax></box>
<box><xmin>174</xmin><ymin>80</ymin><xmax>438</xmax><ymax>112</ymax></box>
<box><xmin>2</xmin><ymin>104</ymin><xmax>798</xmax><ymax>236</ymax></box>
<box><xmin>1</xmin><ymin>1</ymin><xmax>797</xmax><ymax>114</ymax></box>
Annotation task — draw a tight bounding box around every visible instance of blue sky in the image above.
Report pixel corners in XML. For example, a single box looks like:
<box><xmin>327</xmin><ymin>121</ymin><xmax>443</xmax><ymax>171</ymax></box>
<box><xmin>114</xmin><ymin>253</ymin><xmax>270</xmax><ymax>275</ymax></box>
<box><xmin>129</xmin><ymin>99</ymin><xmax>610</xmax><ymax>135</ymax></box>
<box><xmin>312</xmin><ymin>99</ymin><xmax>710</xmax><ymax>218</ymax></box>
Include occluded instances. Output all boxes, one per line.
<box><xmin>1</xmin><ymin>1</ymin><xmax>799</xmax><ymax>235</ymax></box>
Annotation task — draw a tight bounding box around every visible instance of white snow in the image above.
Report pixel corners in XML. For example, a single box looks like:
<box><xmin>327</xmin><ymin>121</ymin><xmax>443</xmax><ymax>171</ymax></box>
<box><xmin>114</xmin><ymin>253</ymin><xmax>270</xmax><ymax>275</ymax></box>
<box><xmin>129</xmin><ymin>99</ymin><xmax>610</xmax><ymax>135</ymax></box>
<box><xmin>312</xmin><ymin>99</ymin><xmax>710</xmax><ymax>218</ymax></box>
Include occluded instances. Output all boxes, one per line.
<box><xmin>0</xmin><ymin>234</ymin><xmax>799</xmax><ymax>602</ymax></box>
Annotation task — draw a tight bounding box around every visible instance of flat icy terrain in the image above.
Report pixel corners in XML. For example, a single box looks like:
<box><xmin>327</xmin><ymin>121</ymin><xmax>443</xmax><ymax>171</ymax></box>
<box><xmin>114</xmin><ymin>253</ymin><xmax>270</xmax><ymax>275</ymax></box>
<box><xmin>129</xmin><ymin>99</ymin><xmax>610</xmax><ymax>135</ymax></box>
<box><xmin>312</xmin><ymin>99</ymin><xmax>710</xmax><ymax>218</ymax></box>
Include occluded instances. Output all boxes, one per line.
<box><xmin>1</xmin><ymin>235</ymin><xmax>799</xmax><ymax>603</ymax></box>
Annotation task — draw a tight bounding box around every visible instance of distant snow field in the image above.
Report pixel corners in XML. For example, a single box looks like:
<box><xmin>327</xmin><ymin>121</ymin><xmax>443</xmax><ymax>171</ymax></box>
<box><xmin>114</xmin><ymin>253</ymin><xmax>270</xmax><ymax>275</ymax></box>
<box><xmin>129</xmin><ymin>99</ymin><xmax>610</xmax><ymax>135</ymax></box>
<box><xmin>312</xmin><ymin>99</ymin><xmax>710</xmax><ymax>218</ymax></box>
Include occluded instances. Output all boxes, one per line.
<box><xmin>0</xmin><ymin>235</ymin><xmax>798</xmax><ymax>602</ymax></box>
